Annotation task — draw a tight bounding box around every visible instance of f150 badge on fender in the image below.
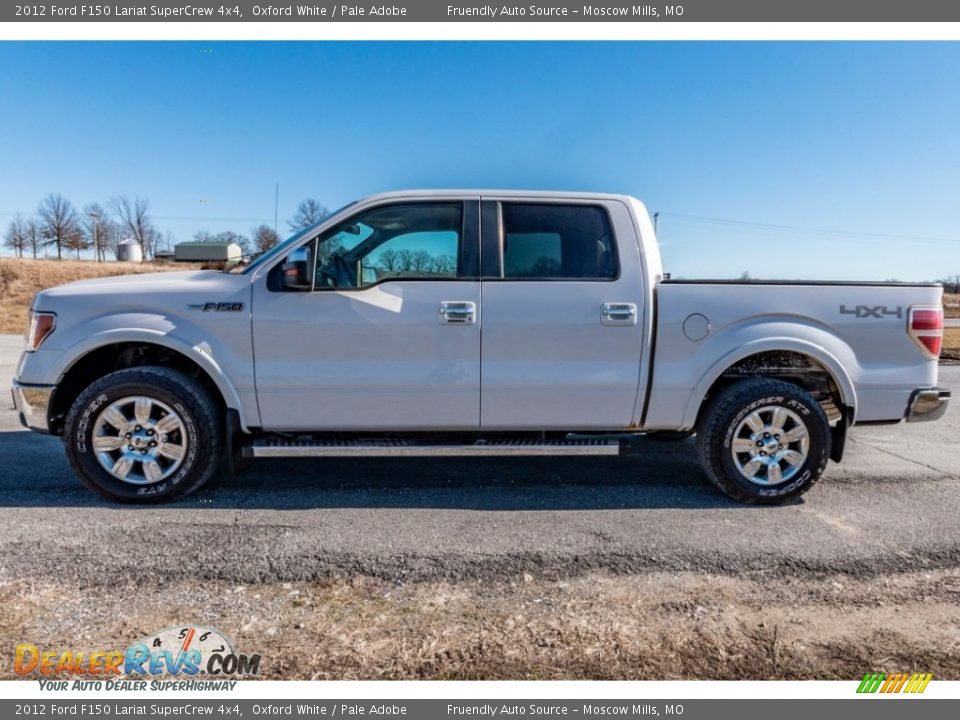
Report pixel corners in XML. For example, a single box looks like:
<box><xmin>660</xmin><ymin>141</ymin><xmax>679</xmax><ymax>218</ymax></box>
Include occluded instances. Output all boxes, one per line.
<box><xmin>840</xmin><ymin>304</ymin><xmax>903</xmax><ymax>319</ymax></box>
<box><xmin>187</xmin><ymin>302</ymin><xmax>245</xmax><ymax>312</ymax></box>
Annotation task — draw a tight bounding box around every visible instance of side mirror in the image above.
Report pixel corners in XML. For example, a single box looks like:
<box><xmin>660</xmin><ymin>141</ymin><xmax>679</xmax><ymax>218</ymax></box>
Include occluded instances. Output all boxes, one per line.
<box><xmin>280</xmin><ymin>247</ymin><xmax>312</xmax><ymax>290</ymax></box>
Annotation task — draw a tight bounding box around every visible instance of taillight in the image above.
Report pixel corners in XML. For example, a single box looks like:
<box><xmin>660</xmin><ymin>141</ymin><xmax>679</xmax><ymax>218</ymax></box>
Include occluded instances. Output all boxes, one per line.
<box><xmin>25</xmin><ymin>311</ymin><xmax>56</xmax><ymax>352</ymax></box>
<box><xmin>908</xmin><ymin>306</ymin><xmax>943</xmax><ymax>358</ymax></box>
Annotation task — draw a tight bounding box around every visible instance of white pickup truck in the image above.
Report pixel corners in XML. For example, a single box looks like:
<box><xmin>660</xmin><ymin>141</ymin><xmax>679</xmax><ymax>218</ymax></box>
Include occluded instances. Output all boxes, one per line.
<box><xmin>12</xmin><ymin>191</ymin><xmax>951</xmax><ymax>504</ymax></box>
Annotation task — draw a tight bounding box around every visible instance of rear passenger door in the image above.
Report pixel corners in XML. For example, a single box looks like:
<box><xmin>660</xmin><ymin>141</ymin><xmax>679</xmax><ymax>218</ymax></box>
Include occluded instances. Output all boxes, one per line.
<box><xmin>479</xmin><ymin>198</ymin><xmax>645</xmax><ymax>430</ymax></box>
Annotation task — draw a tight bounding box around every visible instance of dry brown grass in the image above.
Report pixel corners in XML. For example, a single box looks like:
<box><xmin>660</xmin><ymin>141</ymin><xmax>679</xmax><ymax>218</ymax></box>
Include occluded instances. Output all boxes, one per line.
<box><xmin>942</xmin><ymin>328</ymin><xmax>960</xmax><ymax>361</ymax></box>
<box><xmin>0</xmin><ymin>258</ymin><xmax>205</xmax><ymax>334</ymax></box>
<box><xmin>1</xmin><ymin>571</ymin><xmax>958</xmax><ymax>680</ymax></box>
<box><xmin>945</xmin><ymin>293</ymin><xmax>960</xmax><ymax>318</ymax></box>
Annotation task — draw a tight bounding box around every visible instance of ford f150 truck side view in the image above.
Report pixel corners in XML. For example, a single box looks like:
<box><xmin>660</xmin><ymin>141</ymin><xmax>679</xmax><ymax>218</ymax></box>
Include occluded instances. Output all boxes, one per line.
<box><xmin>11</xmin><ymin>191</ymin><xmax>951</xmax><ymax>504</ymax></box>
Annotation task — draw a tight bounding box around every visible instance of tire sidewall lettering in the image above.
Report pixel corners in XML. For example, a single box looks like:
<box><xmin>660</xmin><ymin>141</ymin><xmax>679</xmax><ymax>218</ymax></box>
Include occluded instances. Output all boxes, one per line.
<box><xmin>75</xmin><ymin>388</ymin><xmax>200</xmax><ymax>493</ymax></box>
<box><xmin>76</xmin><ymin>393</ymin><xmax>109</xmax><ymax>454</ymax></box>
<box><xmin>716</xmin><ymin>386</ymin><xmax>828</xmax><ymax>500</ymax></box>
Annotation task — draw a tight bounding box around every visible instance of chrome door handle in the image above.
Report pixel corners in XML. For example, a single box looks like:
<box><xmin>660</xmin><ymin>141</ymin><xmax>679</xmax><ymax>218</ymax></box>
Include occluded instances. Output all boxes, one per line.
<box><xmin>601</xmin><ymin>302</ymin><xmax>638</xmax><ymax>326</ymax></box>
<box><xmin>439</xmin><ymin>301</ymin><xmax>476</xmax><ymax>325</ymax></box>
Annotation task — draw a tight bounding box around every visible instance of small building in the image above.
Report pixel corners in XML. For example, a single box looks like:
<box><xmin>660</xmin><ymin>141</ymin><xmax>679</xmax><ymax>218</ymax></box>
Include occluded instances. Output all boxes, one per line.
<box><xmin>117</xmin><ymin>239</ymin><xmax>143</xmax><ymax>263</ymax></box>
<box><xmin>174</xmin><ymin>241</ymin><xmax>242</xmax><ymax>262</ymax></box>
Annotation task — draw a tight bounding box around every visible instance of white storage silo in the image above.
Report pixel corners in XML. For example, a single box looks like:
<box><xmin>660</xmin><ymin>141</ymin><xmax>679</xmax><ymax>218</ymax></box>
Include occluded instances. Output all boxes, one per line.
<box><xmin>117</xmin><ymin>239</ymin><xmax>143</xmax><ymax>263</ymax></box>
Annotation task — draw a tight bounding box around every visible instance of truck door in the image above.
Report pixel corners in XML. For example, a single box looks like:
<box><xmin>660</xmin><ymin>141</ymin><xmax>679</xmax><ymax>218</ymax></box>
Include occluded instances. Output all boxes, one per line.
<box><xmin>479</xmin><ymin>198</ymin><xmax>645</xmax><ymax>429</ymax></box>
<box><xmin>251</xmin><ymin>199</ymin><xmax>481</xmax><ymax>430</ymax></box>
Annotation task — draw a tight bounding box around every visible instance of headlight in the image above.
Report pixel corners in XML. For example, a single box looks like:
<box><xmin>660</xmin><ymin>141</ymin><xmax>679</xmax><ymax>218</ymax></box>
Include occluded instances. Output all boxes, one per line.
<box><xmin>25</xmin><ymin>311</ymin><xmax>56</xmax><ymax>352</ymax></box>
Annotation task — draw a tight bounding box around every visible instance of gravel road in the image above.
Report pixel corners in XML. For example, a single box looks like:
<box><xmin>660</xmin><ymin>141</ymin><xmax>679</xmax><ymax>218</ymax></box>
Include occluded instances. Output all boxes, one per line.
<box><xmin>2</xmin><ymin>334</ymin><xmax>958</xmax><ymax>585</ymax></box>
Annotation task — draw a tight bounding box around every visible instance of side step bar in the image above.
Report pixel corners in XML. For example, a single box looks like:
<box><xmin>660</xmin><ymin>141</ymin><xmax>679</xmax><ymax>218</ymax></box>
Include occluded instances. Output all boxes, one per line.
<box><xmin>242</xmin><ymin>437</ymin><xmax>621</xmax><ymax>458</ymax></box>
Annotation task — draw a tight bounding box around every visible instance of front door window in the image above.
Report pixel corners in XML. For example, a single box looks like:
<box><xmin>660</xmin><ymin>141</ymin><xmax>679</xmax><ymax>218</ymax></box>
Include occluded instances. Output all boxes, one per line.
<box><xmin>313</xmin><ymin>203</ymin><xmax>463</xmax><ymax>290</ymax></box>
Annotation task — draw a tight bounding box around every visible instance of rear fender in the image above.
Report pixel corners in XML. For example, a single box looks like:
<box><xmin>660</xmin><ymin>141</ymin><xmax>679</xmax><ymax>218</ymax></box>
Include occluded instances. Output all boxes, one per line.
<box><xmin>683</xmin><ymin>334</ymin><xmax>858</xmax><ymax>429</ymax></box>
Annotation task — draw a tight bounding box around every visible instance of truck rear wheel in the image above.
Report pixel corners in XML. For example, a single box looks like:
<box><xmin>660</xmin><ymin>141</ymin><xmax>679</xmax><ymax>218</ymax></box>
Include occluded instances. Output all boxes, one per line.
<box><xmin>696</xmin><ymin>378</ymin><xmax>831</xmax><ymax>504</ymax></box>
<box><xmin>63</xmin><ymin>366</ymin><xmax>223</xmax><ymax>503</ymax></box>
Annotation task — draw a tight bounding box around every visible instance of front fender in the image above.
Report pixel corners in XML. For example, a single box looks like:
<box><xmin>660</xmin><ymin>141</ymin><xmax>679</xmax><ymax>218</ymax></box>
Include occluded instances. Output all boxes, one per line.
<box><xmin>33</xmin><ymin>312</ymin><xmax>256</xmax><ymax>429</ymax></box>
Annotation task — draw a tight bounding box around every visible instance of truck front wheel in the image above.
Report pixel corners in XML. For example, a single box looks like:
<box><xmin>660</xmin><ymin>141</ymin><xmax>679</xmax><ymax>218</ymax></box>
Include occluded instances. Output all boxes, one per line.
<box><xmin>696</xmin><ymin>378</ymin><xmax>831</xmax><ymax>504</ymax></box>
<box><xmin>63</xmin><ymin>366</ymin><xmax>223</xmax><ymax>503</ymax></box>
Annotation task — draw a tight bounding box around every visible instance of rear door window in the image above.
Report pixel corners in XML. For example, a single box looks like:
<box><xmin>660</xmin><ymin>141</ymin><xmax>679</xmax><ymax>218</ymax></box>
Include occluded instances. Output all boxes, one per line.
<box><xmin>500</xmin><ymin>204</ymin><xmax>617</xmax><ymax>280</ymax></box>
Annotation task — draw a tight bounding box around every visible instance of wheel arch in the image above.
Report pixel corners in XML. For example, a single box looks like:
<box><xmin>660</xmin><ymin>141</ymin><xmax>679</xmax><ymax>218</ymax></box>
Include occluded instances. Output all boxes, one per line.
<box><xmin>685</xmin><ymin>337</ymin><xmax>857</xmax><ymax>431</ymax></box>
<box><xmin>49</xmin><ymin>335</ymin><xmax>241</xmax><ymax>435</ymax></box>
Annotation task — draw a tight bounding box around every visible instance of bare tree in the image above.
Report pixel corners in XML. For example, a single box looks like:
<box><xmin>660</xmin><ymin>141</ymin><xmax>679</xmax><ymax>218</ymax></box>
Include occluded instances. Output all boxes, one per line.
<box><xmin>253</xmin><ymin>224</ymin><xmax>280</xmax><ymax>253</ymax></box>
<box><xmin>162</xmin><ymin>230</ymin><xmax>176</xmax><ymax>255</ymax></box>
<box><xmin>3</xmin><ymin>214</ymin><xmax>27</xmax><ymax>258</ymax></box>
<box><xmin>24</xmin><ymin>219</ymin><xmax>42</xmax><ymax>259</ymax></box>
<box><xmin>397</xmin><ymin>249</ymin><xmax>415</xmax><ymax>272</ymax></box>
<box><xmin>110</xmin><ymin>196</ymin><xmax>158</xmax><ymax>260</ymax></box>
<box><xmin>288</xmin><ymin>198</ymin><xmax>329</xmax><ymax>232</ymax></box>
<box><xmin>97</xmin><ymin>219</ymin><xmax>121</xmax><ymax>260</ymax></box>
<box><xmin>212</xmin><ymin>230</ymin><xmax>251</xmax><ymax>256</ymax></box>
<box><xmin>38</xmin><ymin>194</ymin><xmax>82</xmax><ymax>260</ymax></box>
<box><xmin>83</xmin><ymin>203</ymin><xmax>111</xmax><ymax>262</ymax></box>
<box><xmin>377</xmin><ymin>248</ymin><xmax>403</xmax><ymax>272</ymax></box>
<box><xmin>411</xmin><ymin>249</ymin><xmax>432</xmax><ymax>272</ymax></box>
<box><xmin>432</xmin><ymin>254</ymin><xmax>457</xmax><ymax>274</ymax></box>
<box><xmin>940</xmin><ymin>274</ymin><xmax>960</xmax><ymax>294</ymax></box>
<box><xmin>63</xmin><ymin>224</ymin><xmax>90</xmax><ymax>260</ymax></box>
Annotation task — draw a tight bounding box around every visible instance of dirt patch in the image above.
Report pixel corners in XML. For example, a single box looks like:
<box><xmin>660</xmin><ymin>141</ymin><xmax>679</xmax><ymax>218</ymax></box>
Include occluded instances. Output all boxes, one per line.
<box><xmin>2</xmin><ymin>570</ymin><xmax>958</xmax><ymax>681</ymax></box>
<box><xmin>0</xmin><ymin>258</ymin><xmax>206</xmax><ymax>334</ymax></box>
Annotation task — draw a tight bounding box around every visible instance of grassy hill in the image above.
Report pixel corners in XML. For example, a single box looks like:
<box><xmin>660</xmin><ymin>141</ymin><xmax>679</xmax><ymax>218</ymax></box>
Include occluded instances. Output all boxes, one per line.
<box><xmin>0</xmin><ymin>258</ymin><xmax>205</xmax><ymax>334</ymax></box>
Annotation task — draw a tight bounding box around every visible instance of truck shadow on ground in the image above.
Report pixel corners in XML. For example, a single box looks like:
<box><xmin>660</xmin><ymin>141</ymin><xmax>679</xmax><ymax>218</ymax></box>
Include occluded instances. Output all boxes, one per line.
<box><xmin>0</xmin><ymin>431</ymin><xmax>768</xmax><ymax>510</ymax></box>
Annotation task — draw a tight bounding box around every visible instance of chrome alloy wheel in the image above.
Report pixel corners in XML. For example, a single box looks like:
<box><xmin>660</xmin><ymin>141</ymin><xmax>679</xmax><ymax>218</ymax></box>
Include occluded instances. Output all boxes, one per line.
<box><xmin>91</xmin><ymin>396</ymin><xmax>188</xmax><ymax>484</ymax></box>
<box><xmin>730</xmin><ymin>405</ymin><xmax>810</xmax><ymax>486</ymax></box>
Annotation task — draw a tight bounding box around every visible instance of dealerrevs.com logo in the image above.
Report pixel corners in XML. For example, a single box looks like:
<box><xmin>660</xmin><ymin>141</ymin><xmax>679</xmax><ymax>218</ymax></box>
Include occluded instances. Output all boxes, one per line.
<box><xmin>15</xmin><ymin>626</ymin><xmax>261</xmax><ymax>682</ymax></box>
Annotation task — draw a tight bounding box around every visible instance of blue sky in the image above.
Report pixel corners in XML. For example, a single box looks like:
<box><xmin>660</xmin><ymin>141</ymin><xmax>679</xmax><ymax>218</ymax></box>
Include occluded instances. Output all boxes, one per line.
<box><xmin>0</xmin><ymin>41</ymin><xmax>958</xmax><ymax>280</ymax></box>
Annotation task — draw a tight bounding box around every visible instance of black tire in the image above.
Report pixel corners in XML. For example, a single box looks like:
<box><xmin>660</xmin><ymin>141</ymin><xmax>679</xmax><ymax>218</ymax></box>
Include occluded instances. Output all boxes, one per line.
<box><xmin>64</xmin><ymin>366</ymin><xmax>223</xmax><ymax>503</ymax></box>
<box><xmin>696</xmin><ymin>378</ymin><xmax>831</xmax><ymax>505</ymax></box>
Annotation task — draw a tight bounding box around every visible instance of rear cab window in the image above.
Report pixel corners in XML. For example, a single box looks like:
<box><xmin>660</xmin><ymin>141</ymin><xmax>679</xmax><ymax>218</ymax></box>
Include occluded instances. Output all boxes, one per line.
<box><xmin>499</xmin><ymin>203</ymin><xmax>618</xmax><ymax>280</ymax></box>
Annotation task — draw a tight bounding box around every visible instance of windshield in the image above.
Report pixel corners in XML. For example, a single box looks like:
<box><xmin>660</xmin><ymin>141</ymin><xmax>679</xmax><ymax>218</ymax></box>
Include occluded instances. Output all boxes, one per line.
<box><xmin>234</xmin><ymin>201</ymin><xmax>357</xmax><ymax>275</ymax></box>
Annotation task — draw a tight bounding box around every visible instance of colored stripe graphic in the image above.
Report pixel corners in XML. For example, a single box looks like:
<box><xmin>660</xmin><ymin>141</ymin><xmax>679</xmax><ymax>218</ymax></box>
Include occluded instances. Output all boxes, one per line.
<box><xmin>908</xmin><ymin>673</ymin><xmax>933</xmax><ymax>693</ymax></box>
<box><xmin>857</xmin><ymin>672</ymin><xmax>885</xmax><ymax>693</ymax></box>
<box><xmin>857</xmin><ymin>672</ymin><xmax>932</xmax><ymax>694</ymax></box>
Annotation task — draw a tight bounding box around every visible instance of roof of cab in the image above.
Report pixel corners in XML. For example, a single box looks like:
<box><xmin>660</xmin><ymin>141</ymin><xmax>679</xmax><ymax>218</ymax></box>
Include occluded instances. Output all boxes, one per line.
<box><xmin>358</xmin><ymin>189</ymin><xmax>640</xmax><ymax>204</ymax></box>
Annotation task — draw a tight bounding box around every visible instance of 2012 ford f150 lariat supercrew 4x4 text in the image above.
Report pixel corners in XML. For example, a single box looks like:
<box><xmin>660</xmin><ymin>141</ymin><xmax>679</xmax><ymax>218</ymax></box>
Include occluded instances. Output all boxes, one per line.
<box><xmin>11</xmin><ymin>191</ymin><xmax>951</xmax><ymax>504</ymax></box>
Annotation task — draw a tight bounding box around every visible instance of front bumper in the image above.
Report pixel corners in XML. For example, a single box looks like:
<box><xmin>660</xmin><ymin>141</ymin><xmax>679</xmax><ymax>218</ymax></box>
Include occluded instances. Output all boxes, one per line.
<box><xmin>905</xmin><ymin>387</ymin><xmax>951</xmax><ymax>423</ymax></box>
<box><xmin>11</xmin><ymin>380</ymin><xmax>54</xmax><ymax>433</ymax></box>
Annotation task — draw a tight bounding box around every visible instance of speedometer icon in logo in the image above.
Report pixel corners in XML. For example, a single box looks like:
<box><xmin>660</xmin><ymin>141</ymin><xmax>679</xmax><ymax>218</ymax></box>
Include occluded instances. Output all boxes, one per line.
<box><xmin>144</xmin><ymin>626</ymin><xmax>234</xmax><ymax>663</ymax></box>
<box><xmin>125</xmin><ymin>625</ymin><xmax>260</xmax><ymax>676</ymax></box>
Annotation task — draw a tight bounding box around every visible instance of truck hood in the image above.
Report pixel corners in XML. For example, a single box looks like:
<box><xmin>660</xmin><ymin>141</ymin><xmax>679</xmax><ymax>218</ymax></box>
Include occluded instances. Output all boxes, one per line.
<box><xmin>28</xmin><ymin>268</ymin><xmax>254</xmax><ymax>356</ymax></box>
<box><xmin>37</xmin><ymin>270</ymin><xmax>228</xmax><ymax>300</ymax></box>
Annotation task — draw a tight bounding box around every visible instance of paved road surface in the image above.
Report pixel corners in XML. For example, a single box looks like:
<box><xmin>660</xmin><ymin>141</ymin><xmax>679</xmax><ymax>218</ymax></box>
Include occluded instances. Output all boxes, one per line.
<box><xmin>1</xmin><ymin>334</ymin><xmax>958</xmax><ymax>585</ymax></box>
